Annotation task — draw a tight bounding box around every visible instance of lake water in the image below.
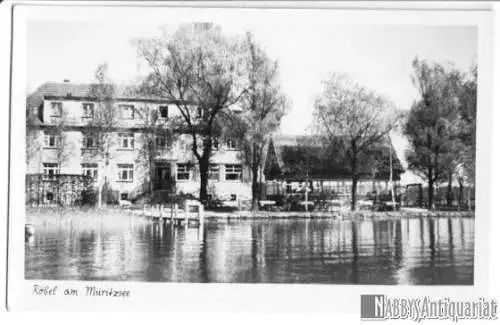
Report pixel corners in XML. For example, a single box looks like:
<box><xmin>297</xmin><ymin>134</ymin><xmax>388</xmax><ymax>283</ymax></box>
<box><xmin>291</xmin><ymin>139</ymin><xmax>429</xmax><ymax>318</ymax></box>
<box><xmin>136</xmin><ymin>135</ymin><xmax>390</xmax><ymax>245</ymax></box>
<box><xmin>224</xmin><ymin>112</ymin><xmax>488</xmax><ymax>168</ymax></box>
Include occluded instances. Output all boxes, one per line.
<box><xmin>25</xmin><ymin>217</ymin><xmax>474</xmax><ymax>284</ymax></box>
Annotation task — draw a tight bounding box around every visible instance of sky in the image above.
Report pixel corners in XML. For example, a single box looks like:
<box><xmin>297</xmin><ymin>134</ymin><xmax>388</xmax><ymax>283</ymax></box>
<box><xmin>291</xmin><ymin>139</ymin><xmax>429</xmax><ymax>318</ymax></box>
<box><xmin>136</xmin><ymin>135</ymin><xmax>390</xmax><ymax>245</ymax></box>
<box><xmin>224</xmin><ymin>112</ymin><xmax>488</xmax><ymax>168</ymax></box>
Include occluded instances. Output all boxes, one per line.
<box><xmin>24</xmin><ymin>7</ymin><xmax>478</xmax><ymax>182</ymax></box>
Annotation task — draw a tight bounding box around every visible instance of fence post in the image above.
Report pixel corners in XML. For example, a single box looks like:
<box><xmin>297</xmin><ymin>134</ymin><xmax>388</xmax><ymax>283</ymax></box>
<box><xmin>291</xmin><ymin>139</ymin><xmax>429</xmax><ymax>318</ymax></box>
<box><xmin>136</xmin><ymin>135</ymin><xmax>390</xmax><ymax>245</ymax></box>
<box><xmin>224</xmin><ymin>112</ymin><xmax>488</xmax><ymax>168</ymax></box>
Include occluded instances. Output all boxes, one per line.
<box><xmin>199</xmin><ymin>203</ymin><xmax>204</xmax><ymax>226</ymax></box>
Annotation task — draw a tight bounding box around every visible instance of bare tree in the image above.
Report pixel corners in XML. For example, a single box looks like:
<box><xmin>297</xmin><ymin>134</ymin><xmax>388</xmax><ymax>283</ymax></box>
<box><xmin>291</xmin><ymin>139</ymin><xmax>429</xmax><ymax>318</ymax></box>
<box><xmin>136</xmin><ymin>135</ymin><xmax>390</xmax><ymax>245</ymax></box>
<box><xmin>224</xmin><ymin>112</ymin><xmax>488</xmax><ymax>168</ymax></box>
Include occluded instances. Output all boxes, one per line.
<box><xmin>86</xmin><ymin>63</ymin><xmax>119</xmax><ymax>206</ymax></box>
<box><xmin>53</xmin><ymin>111</ymin><xmax>72</xmax><ymax>169</ymax></box>
<box><xmin>135</xmin><ymin>23</ymin><xmax>247</xmax><ymax>203</ymax></box>
<box><xmin>46</xmin><ymin>109</ymin><xmax>73</xmax><ymax>206</ymax></box>
<box><xmin>25</xmin><ymin>110</ymin><xmax>41</xmax><ymax>169</ymax></box>
<box><xmin>312</xmin><ymin>73</ymin><xmax>400</xmax><ymax>211</ymax></box>
<box><xmin>134</xmin><ymin>102</ymin><xmax>177</xmax><ymax>195</ymax></box>
<box><xmin>231</xmin><ymin>32</ymin><xmax>288</xmax><ymax>210</ymax></box>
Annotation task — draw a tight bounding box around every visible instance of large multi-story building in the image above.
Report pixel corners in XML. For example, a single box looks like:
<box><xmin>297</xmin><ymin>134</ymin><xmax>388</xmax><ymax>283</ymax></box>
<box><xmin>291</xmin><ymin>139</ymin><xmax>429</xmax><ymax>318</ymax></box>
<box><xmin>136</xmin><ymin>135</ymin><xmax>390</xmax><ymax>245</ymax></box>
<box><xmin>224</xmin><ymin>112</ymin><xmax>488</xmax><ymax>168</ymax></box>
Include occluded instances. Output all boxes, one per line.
<box><xmin>26</xmin><ymin>81</ymin><xmax>252</xmax><ymax>204</ymax></box>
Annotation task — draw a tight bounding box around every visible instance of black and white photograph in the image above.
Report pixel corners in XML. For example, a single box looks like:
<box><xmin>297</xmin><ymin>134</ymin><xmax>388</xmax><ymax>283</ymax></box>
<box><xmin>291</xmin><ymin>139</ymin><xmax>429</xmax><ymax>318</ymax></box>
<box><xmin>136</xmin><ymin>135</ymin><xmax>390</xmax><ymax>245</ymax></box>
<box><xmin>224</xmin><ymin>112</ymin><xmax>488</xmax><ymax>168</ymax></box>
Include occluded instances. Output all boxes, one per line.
<box><xmin>20</xmin><ymin>6</ymin><xmax>481</xmax><ymax>286</ymax></box>
<box><xmin>4</xmin><ymin>2</ymin><xmax>496</xmax><ymax>314</ymax></box>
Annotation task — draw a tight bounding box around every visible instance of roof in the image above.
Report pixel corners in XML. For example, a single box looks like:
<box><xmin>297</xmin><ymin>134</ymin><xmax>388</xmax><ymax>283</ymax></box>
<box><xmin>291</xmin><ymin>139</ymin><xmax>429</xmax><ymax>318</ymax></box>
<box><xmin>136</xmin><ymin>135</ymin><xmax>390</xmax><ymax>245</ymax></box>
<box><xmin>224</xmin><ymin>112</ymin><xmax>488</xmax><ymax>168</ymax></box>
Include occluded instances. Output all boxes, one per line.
<box><xmin>265</xmin><ymin>134</ymin><xmax>405</xmax><ymax>181</ymax></box>
<box><xmin>26</xmin><ymin>82</ymin><xmax>173</xmax><ymax>110</ymax></box>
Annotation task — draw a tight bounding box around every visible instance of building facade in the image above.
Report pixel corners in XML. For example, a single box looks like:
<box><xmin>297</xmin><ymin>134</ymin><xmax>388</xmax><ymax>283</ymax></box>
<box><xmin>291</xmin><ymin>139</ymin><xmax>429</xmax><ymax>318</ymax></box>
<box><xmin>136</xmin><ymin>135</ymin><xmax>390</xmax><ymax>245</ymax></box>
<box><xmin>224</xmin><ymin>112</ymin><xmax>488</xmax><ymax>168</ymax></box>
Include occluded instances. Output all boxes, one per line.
<box><xmin>263</xmin><ymin>135</ymin><xmax>405</xmax><ymax>204</ymax></box>
<box><xmin>26</xmin><ymin>82</ymin><xmax>252</xmax><ymax>204</ymax></box>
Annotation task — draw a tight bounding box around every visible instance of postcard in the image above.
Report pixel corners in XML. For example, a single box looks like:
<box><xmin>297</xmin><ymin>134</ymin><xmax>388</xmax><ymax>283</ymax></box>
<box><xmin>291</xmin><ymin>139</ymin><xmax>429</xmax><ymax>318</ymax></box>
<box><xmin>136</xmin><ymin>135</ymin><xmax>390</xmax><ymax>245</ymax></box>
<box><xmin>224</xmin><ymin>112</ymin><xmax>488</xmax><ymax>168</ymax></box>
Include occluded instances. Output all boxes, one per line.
<box><xmin>3</xmin><ymin>0</ymin><xmax>497</xmax><ymax>317</ymax></box>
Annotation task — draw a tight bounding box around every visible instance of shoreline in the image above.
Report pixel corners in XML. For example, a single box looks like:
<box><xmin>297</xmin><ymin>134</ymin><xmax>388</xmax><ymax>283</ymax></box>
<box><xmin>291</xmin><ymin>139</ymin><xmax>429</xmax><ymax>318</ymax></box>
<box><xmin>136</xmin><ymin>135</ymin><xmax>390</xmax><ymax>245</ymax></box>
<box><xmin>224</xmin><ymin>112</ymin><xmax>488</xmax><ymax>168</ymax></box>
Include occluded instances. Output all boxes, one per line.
<box><xmin>25</xmin><ymin>206</ymin><xmax>475</xmax><ymax>226</ymax></box>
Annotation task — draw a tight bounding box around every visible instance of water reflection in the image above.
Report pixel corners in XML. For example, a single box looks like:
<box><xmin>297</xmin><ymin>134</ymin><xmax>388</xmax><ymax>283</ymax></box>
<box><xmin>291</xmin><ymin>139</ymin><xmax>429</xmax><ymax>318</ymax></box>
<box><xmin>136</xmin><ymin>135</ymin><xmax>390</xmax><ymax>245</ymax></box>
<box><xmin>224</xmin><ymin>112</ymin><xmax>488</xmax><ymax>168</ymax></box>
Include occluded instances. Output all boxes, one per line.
<box><xmin>25</xmin><ymin>217</ymin><xmax>474</xmax><ymax>284</ymax></box>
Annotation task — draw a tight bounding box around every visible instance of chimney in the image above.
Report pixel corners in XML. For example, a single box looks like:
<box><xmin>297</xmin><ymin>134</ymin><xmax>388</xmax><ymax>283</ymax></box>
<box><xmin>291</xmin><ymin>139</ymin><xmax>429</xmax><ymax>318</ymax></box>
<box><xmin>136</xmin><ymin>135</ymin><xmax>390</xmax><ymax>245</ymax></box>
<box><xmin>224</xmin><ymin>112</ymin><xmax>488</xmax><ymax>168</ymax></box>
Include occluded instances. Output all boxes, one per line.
<box><xmin>63</xmin><ymin>79</ymin><xmax>71</xmax><ymax>83</ymax></box>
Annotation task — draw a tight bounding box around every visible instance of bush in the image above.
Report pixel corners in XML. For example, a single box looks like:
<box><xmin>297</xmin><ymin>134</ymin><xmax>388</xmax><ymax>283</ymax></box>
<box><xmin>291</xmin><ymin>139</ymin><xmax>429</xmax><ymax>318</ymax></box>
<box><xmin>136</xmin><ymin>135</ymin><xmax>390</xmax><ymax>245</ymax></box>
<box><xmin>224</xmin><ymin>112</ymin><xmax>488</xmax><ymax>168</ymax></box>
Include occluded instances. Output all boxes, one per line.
<box><xmin>266</xmin><ymin>194</ymin><xmax>285</xmax><ymax>206</ymax></box>
<box><xmin>101</xmin><ymin>182</ymin><xmax>119</xmax><ymax>205</ymax></box>
<box><xmin>169</xmin><ymin>192</ymin><xmax>198</xmax><ymax>207</ymax></box>
<box><xmin>81</xmin><ymin>188</ymin><xmax>99</xmax><ymax>206</ymax></box>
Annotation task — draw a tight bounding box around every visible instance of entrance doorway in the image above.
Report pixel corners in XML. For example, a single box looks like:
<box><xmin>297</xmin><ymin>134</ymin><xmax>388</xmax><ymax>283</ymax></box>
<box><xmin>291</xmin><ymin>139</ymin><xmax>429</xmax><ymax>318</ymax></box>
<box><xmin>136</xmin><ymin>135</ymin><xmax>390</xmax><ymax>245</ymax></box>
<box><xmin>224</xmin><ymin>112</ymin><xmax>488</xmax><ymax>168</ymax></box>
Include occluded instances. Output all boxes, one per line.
<box><xmin>154</xmin><ymin>163</ymin><xmax>172</xmax><ymax>190</ymax></box>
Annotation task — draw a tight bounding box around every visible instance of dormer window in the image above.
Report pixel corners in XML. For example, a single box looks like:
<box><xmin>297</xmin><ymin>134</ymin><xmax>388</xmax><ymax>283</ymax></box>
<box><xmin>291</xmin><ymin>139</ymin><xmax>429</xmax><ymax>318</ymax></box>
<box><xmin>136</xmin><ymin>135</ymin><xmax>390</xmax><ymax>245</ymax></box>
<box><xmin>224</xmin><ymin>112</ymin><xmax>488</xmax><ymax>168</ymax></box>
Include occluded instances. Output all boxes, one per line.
<box><xmin>49</xmin><ymin>102</ymin><xmax>62</xmax><ymax>117</ymax></box>
<box><xmin>82</xmin><ymin>103</ymin><xmax>94</xmax><ymax>118</ymax></box>
<box><xmin>119</xmin><ymin>104</ymin><xmax>135</xmax><ymax>119</ymax></box>
<box><xmin>159</xmin><ymin>106</ymin><xmax>169</xmax><ymax>119</ymax></box>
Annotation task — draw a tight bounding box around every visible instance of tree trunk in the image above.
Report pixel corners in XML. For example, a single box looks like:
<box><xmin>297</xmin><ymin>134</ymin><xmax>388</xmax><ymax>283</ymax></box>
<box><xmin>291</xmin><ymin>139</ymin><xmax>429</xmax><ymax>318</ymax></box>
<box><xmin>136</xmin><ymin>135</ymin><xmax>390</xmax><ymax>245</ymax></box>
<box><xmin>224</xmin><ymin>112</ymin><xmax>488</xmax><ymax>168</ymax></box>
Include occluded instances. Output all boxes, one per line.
<box><xmin>350</xmin><ymin>146</ymin><xmax>358</xmax><ymax>211</ymax></box>
<box><xmin>418</xmin><ymin>184</ymin><xmax>423</xmax><ymax>207</ymax></box>
<box><xmin>446</xmin><ymin>173</ymin><xmax>453</xmax><ymax>207</ymax></box>
<box><xmin>428</xmin><ymin>179</ymin><xmax>434</xmax><ymax>210</ymax></box>
<box><xmin>251</xmin><ymin>164</ymin><xmax>259</xmax><ymax>211</ymax></box>
<box><xmin>198</xmin><ymin>156</ymin><xmax>209</xmax><ymax>204</ymax></box>
<box><xmin>458</xmin><ymin>178</ymin><xmax>464</xmax><ymax>206</ymax></box>
<box><xmin>101</xmin><ymin>176</ymin><xmax>108</xmax><ymax>206</ymax></box>
<box><xmin>351</xmin><ymin>176</ymin><xmax>358</xmax><ymax>211</ymax></box>
<box><xmin>99</xmin><ymin>155</ymin><xmax>110</xmax><ymax>207</ymax></box>
<box><xmin>467</xmin><ymin>187</ymin><xmax>472</xmax><ymax>211</ymax></box>
<box><xmin>98</xmin><ymin>184</ymin><xmax>102</xmax><ymax>207</ymax></box>
<box><xmin>149</xmin><ymin>158</ymin><xmax>155</xmax><ymax>195</ymax></box>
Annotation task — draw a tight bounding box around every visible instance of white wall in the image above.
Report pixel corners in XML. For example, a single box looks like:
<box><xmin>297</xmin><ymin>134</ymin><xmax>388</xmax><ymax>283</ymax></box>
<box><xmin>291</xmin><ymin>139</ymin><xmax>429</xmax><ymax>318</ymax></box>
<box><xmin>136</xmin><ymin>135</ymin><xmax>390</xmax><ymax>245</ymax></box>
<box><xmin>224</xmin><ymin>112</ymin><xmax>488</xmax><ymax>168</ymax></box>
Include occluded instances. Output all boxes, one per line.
<box><xmin>28</xmin><ymin>98</ymin><xmax>253</xmax><ymax>201</ymax></box>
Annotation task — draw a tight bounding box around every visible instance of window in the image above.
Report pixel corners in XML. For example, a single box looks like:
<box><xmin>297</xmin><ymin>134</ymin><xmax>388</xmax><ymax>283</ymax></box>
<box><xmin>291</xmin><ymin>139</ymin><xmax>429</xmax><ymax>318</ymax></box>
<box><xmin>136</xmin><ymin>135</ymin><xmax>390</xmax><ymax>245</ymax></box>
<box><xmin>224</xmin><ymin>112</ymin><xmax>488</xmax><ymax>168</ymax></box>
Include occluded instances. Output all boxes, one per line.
<box><xmin>81</xmin><ymin>163</ymin><xmax>98</xmax><ymax>180</ymax></box>
<box><xmin>230</xmin><ymin>194</ymin><xmax>237</xmax><ymax>201</ymax></box>
<box><xmin>118</xmin><ymin>133</ymin><xmax>134</xmax><ymax>150</ymax></box>
<box><xmin>155</xmin><ymin>135</ymin><xmax>167</xmax><ymax>149</ymax></box>
<box><xmin>226</xmin><ymin>139</ymin><xmax>237</xmax><ymax>150</ymax></box>
<box><xmin>49</xmin><ymin>102</ymin><xmax>62</xmax><ymax>117</ymax></box>
<box><xmin>176</xmin><ymin>164</ymin><xmax>191</xmax><ymax>181</ymax></box>
<box><xmin>119</xmin><ymin>104</ymin><xmax>135</xmax><ymax>119</ymax></box>
<box><xmin>225</xmin><ymin>164</ymin><xmax>242</xmax><ymax>181</ymax></box>
<box><xmin>46</xmin><ymin>192</ymin><xmax>54</xmax><ymax>202</ymax></box>
<box><xmin>120</xmin><ymin>193</ymin><xmax>129</xmax><ymax>201</ymax></box>
<box><xmin>43</xmin><ymin>163</ymin><xmax>59</xmax><ymax>180</ymax></box>
<box><xmin>158</xmin><ymin>106</ymin><xmax>169</xmax><ymax>119</ymax></box>
<box><xmin>82</xmin><ymin>134</ymin><xmax>98</xmax><ymax>149</ymax></box>
<box><xmin>209</xmin><ymin>164</ymin><xmax>220</xmax><ymax>181</ymax></box>
<box><xmin>117</xmin><ymin>164</ymin><xmax>134</xmax><ymax>182</ymax></box>
<box><xmin>82</xmin><ymin>103</ymin><xmax>94</xmax><ymax>118</ymax></box>
<box><xmin>43</xmin><ymin>132</ymin><xmax>61</xmax><ymax>148</ymax></box>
